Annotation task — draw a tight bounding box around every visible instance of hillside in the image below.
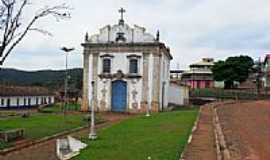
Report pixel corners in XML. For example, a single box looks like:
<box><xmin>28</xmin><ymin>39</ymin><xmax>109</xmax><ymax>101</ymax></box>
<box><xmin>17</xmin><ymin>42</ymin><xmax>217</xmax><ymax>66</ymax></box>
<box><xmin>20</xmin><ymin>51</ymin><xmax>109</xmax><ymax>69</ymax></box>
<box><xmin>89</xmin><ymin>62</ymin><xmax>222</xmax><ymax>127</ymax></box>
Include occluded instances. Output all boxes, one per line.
<box><xmin>0</xmin><ymin>68</ymin><xmax>83</xmax><ymax>91</ymax></box>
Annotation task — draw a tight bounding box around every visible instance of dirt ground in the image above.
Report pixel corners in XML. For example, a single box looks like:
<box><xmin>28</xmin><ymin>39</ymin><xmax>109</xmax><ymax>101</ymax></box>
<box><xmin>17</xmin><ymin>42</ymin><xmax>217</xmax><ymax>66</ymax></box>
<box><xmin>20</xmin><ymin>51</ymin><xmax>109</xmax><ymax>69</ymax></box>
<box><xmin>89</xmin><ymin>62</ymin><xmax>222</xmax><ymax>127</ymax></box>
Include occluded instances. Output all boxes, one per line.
<box><xmin>0</xmin><ymin>112</ymin><xmax>132</xmax><ymax>160</ymax></box>
<box><xmin>217</xmin><ymin>100</ymin><xmax>270</xmax><ymax>160</ymax></box>
<box><xmin>182</xmin><ymin>105</ymin><xmax>217</xmax><ymax>160</ymax></box>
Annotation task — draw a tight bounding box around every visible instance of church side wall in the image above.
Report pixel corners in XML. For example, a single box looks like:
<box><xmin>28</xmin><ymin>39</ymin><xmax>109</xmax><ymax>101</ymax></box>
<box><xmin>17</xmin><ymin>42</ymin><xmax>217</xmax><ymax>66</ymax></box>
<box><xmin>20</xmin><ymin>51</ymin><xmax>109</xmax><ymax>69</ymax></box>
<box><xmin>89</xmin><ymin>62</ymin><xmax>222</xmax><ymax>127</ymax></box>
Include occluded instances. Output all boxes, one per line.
<box><xmin>159</xmin><ymin>53</ymin><xmax>170</xmax><ymax>110</ymax></box>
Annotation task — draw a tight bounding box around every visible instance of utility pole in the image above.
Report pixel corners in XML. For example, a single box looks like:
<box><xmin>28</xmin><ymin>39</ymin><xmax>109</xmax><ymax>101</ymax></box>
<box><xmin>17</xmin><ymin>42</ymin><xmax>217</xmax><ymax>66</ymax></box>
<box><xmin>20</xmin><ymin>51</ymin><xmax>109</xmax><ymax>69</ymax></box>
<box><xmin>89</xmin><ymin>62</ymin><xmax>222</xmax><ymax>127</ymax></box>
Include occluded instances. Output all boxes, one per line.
<box><xmin>61</xmin><ymin>47</ymin><xmax>75</xmax><ymax>114</ymax></box>
<box><xmin>89</xmin><ymin>81</ymin><xmax>97</xmax><ymax>140</ymax></box>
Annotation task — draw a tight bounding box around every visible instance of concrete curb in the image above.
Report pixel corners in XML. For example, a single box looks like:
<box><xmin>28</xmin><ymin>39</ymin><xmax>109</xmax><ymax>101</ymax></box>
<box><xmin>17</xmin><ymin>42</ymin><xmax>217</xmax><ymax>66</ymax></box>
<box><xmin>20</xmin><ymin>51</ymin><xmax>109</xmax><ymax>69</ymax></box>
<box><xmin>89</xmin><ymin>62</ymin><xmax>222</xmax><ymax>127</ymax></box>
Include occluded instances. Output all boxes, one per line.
<box><xmin>179</xmin><ymin>106</ymin><xmax>202</xmax><ymax>160</ymax></box>
<box><xmin>179</xmin><ymin>100</ymin><xmax>240</xmax><ymax>160</ymax></box>
<box><xmin>212</xmin><ymin>101</ymin><xmax>239</xmax><ymax>160</ymax></box>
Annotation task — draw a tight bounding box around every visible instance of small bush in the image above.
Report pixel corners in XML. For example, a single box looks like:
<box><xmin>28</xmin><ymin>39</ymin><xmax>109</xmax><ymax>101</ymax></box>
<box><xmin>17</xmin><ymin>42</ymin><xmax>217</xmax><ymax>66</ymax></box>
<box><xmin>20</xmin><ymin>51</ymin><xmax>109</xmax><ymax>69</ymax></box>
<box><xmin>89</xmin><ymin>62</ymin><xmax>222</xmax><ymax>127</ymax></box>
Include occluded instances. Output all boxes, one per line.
<box><xmin>0</xmin><ymin>139</ymin><xmax>9</xmax><ymax>150</ymax></box>
<box><xmin>83</xmin><ymin>114</ymin><xmax>91</xmax><ymax>122</ymax></box>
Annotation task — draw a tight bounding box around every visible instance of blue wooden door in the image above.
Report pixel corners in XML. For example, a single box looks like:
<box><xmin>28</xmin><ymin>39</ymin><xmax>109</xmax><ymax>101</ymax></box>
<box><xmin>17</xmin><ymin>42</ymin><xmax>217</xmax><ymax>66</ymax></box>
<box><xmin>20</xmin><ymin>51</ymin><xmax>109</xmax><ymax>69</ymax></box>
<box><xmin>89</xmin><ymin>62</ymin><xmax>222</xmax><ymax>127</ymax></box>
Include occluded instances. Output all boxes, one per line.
<box><xmin>112</xmin><ymin>80</ymin><xmax>127</xmax><ymax>112</ymax></box>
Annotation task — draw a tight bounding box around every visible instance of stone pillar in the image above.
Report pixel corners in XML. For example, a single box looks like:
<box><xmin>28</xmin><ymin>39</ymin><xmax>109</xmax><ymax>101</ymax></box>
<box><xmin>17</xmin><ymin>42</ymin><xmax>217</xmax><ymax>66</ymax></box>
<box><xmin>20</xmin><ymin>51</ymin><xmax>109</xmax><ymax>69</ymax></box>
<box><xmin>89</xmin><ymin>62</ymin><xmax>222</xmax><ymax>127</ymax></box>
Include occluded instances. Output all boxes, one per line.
<box><xmin>92</xmin><ymin>53</ymin><xmax>99</xmax><ymax>111</ymax></box>
<box><xmin>81</xmin><ymin>51</ymin><xmax>90</xmax><ymax>112</ymax></box>
<box><xmin>141</xmin><ymin>52</ymin><xmax>149</xmax><ymax>112</ymax></box>
<box><xmin>152</xmin><ymin>53</ymin><xmax>161</xmax><ymax>112</ymax></box>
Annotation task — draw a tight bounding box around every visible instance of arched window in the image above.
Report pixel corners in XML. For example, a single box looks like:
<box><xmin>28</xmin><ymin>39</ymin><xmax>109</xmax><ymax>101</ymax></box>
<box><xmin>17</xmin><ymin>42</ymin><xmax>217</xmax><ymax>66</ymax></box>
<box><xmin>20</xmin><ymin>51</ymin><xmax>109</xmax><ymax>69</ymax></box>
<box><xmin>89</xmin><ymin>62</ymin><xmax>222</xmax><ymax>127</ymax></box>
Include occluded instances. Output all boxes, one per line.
<box><xmin>103</xmin><ymin>58</ymin><xmax>111</xmax><ymax>73</ymax></box>
<box><xmin>129</xmin><ymin>59</ymin><xmax>138</xmax><ymax>74</ymax></box>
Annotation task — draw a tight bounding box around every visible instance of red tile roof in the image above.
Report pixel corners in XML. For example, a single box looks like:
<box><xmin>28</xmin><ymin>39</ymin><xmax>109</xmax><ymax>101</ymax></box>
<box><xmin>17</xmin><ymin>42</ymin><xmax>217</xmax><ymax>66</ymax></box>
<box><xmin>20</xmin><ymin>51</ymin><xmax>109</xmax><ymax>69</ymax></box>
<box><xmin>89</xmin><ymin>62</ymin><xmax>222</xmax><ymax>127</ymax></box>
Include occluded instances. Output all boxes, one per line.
<box><xmin>0</xmin><ymin>85</ymin><xmax>54</xmax><ymax>97</ymax></box>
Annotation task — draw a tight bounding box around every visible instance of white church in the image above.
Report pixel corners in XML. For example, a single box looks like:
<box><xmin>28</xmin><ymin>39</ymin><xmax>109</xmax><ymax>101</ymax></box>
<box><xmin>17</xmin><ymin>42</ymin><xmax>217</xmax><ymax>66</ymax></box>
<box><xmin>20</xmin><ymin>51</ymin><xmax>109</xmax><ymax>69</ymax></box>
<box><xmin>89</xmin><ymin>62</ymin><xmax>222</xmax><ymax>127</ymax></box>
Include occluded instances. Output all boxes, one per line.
<box><xmin>81</xmin><ymin>8</ymin><xmax>173</xmax><ymax>113</ymax></box>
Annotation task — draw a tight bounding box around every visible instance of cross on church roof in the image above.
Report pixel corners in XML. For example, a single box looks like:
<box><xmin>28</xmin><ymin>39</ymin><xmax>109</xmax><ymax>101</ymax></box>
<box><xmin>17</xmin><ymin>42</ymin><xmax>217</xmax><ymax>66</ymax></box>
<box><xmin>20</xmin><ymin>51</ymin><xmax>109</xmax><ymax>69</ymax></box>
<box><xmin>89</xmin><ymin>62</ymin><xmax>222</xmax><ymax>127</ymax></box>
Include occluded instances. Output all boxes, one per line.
<box><xmin>119</xmin><ymin>8</ymin><xmax>126</xmax><ymax>20</ymax></box>
<box><xmin>118</xmin><ymin>7</ymin><xmax>126</xmax><ymax>25</ymax></box>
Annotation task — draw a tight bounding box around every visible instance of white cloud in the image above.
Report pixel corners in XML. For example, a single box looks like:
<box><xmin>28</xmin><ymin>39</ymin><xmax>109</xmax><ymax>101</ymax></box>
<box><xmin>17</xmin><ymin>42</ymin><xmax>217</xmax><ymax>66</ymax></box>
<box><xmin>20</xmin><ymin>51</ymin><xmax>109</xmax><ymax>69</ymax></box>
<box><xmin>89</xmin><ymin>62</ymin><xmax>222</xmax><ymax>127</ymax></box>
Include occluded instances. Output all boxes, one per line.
<box><xmin>3</xmin><ymin>0</ymin><xmax>270</xmax><ymax>70</ymax></box>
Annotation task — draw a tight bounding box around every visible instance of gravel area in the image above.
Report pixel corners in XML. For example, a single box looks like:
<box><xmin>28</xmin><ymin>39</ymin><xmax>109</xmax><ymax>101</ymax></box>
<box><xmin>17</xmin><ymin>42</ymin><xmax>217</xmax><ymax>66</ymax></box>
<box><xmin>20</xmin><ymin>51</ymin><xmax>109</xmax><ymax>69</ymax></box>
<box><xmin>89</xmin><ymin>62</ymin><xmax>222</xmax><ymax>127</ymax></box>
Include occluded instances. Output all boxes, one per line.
<box><xmin>217</xmin><ymin>101</ymin><xmax>270</xmax><ymax>160</ymax></box>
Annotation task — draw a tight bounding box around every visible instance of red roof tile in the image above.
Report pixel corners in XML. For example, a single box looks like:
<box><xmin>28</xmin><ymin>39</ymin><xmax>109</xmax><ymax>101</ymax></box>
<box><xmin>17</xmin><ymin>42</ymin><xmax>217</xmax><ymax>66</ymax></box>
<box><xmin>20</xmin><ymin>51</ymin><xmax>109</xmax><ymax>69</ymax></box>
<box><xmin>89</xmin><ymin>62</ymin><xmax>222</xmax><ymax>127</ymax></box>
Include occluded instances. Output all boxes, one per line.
<box><xmin>0</xmin><ymin>85</ymin><xmax>54</xmax><ymax>97</ymax></box>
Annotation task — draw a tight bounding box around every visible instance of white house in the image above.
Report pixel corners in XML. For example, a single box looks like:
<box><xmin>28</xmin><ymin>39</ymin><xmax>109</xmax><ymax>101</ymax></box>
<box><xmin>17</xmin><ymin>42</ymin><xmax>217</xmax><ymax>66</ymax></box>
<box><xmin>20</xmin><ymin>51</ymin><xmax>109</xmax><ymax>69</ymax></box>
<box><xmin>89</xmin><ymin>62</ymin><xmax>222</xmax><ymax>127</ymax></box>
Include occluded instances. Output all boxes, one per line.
<box><xmin>0</xmin><ymin>85</ymin><xmax>55</xmax><ymax>108</ymax></box>
<box><xmin>263</xmin><ymin>54</ymin><xmax>270</xmax><ymax>88</ymax></box>
<box><xmin>81</xmin><ymin>8</ymin><xmax>172</xmax><ymax>113</ymax></box>
<box><xmin>168</xmin><ymin>82</ymin><xmax>189</xmax><ymax>106</ymax></box>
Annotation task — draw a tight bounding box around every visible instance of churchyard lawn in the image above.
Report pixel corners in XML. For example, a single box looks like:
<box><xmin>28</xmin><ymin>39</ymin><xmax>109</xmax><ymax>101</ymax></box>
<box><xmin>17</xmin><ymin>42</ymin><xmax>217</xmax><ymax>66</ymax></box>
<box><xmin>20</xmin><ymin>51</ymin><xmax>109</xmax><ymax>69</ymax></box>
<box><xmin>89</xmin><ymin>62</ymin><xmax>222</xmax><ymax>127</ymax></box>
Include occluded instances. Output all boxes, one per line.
<box><xmin>73</xmin><ymin>108</ymin><xmax>198</xmax><ymax>160</ymax></box>
<box><xmin>0</xmin><ymin>107</ymin><xmax>89</xmax><ymax>150</ymax></box>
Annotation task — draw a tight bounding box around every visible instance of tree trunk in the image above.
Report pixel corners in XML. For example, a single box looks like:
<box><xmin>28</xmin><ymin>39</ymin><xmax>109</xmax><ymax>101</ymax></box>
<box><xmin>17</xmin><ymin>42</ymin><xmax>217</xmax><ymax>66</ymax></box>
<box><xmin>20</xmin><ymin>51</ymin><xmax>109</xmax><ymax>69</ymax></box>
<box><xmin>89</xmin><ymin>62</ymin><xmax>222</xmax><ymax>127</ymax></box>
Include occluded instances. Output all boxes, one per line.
<box><xmin>225</xmin><ymin>81</ymin><xmax>233</xmax><ymax>89</ymax></box>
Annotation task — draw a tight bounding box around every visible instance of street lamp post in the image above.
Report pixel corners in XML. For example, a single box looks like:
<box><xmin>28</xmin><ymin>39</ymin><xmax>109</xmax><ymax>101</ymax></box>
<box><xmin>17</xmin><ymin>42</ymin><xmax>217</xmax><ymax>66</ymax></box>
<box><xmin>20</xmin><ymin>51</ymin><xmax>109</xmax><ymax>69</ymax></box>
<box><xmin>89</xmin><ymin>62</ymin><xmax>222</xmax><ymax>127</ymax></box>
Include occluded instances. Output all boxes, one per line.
<box><xmin>89</xmin><ymin>81</ymin><xmax>97</xmax><ymax>140</ymax></box>
<box><xmin>61</xmin><ymin>47</ymin><xmax>75</xmax><ymax>114</ymax></box>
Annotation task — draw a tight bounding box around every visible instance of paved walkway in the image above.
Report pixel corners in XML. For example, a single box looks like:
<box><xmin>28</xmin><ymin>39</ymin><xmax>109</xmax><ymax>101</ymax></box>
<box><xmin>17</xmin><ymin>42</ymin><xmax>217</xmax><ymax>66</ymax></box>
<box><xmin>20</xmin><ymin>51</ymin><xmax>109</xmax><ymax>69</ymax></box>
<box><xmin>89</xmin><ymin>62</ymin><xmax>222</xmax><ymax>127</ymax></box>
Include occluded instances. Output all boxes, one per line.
<box><xmin>0</xmin><ymin>113</ymin><xmax>131</xmax><ymax>160</ymax></box>
<box><xmin>182</xmin><ymin>105</ymin><xmax>217</xmax><ymax>160</ymax></box>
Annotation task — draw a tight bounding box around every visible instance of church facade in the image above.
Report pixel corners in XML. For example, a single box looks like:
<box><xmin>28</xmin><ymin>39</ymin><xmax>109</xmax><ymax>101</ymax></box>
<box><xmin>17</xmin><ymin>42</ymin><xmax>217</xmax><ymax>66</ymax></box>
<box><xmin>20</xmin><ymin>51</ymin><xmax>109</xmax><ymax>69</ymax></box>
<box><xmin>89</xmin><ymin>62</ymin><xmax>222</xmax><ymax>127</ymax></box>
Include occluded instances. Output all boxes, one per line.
<box><xmin>81</xmin><ymin>9</ymin><xmax>172</xmax><ymax>113</ymax></box>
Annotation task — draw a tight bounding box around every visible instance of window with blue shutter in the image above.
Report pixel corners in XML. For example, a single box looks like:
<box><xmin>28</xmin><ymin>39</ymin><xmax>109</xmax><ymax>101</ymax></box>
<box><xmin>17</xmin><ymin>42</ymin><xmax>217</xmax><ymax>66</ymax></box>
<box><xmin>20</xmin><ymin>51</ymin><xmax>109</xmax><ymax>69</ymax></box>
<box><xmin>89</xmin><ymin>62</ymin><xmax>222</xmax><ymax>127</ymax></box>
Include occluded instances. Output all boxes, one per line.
<box><xmin>103</xmin><ymin>59</ymin><xmax>111</xmax><ymax>73</ymax></box>
<box><xmin>129</xmin><ymin>59</ymin><xmax>138</xmax><ymax>74</ymax></box>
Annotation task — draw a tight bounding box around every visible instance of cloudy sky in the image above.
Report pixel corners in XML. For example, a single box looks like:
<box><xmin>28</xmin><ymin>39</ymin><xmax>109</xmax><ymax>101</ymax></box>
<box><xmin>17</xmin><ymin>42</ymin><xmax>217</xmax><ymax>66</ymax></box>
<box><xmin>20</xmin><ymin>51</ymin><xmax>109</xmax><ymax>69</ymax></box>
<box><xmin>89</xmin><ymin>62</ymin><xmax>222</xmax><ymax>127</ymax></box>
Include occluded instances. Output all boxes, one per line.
<box><xmin>2</xmin><ymin>0</ymin><xmax>270</xmax><ymax>71</ymax></box>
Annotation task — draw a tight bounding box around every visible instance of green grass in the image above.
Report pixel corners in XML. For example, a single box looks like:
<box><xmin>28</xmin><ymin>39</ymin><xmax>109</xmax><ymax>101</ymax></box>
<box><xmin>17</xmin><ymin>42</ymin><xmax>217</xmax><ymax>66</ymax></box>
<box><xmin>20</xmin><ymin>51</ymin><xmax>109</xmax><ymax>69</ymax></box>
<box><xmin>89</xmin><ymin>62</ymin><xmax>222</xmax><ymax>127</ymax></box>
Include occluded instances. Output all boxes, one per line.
<box><xmin>73</xmin><ymin>109</ymin><xmax>198</xmax><ymax>160</ymax></box>
<box><xmin>0</xmin><ymin>114</ymin><xmax>87</xmax><ymax>140</ymax></box>
<box><xmin>40</xmin><ymin>103</ymin><xmax>81</xmax><ymax>113</ymax></box>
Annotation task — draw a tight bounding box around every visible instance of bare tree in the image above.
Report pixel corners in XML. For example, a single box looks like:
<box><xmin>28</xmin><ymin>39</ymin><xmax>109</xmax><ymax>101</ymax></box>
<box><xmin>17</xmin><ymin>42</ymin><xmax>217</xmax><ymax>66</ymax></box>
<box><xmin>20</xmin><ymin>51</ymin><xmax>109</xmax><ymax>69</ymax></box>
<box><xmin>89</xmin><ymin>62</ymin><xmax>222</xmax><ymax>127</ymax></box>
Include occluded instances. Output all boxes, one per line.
<box><xmin>0</xmin><ymin>0</ymin><xmax>70</xmax><ymax>65</ymax></box>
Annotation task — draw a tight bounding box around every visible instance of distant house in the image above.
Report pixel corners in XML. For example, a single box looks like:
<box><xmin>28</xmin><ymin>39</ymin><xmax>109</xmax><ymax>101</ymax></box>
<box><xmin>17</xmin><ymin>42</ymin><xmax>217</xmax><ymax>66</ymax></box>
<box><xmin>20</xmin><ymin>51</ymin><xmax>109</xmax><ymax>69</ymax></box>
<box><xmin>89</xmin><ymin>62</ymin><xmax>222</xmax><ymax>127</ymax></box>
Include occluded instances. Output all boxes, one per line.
<box><xmin>263</xmin><ymin>54</ymin><xmax>270</xmax><ymax>88</ymax></box>
<box><xmin>170</xmin><ymin>70</ymin><xmax>184</xmax><ymax>81</ymax></box>
<box><xmin>181</xmin><ymin>58</ymin><xmax>215</xmax><ymax>89</ymax></box>
<box><xmin>0</xmin><ymin>86</ymin><xmax>55</xmax><ymax>108</ymax></box>
<box><xmin>58</xmin><ymin>88</ymin><xmax>81</xmax><ymax>103</ymax></box>
<box><xmin>237</xmin><ymin>73</ymin><xmax>257</xmax><ymax>90</ymax></box>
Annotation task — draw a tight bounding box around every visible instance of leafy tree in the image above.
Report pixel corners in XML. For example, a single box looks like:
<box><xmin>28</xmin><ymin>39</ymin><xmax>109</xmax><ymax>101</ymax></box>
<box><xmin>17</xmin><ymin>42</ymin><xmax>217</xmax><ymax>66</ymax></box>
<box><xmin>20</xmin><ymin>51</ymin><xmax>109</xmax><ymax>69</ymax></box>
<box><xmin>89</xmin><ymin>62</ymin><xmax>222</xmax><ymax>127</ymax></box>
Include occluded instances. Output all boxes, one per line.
<box><xmin>212</xmin><ymin>55</ymin><xmax>254</xmax><ymax>89</ymax></box>
<box><xmin>0</xmin><ymin>0</ymin><xmax>71</xmax><ymax>65</ymax></box>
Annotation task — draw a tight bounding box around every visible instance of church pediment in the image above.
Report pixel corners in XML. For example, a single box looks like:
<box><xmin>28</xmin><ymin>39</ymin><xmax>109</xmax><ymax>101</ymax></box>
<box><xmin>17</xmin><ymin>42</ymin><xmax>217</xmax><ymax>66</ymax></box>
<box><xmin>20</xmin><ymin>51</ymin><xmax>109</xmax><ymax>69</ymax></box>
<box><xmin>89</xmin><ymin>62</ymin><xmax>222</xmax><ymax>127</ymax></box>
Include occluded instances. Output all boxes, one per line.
<box><xmin>89</xmin><ymin>23</ymin><xmax>156</xmax><ymax>43</ymax></box>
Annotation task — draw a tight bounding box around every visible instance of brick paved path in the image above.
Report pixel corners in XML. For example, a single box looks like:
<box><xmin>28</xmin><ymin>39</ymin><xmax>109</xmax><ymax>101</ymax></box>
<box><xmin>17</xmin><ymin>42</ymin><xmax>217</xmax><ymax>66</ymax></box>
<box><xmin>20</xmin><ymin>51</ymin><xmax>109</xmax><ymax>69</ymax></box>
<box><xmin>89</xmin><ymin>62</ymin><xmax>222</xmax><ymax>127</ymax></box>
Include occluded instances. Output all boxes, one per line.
<box><xmin>182</xmin><ymin>105</ymin><xmax>217</xmax><ymax>160</ymax></box>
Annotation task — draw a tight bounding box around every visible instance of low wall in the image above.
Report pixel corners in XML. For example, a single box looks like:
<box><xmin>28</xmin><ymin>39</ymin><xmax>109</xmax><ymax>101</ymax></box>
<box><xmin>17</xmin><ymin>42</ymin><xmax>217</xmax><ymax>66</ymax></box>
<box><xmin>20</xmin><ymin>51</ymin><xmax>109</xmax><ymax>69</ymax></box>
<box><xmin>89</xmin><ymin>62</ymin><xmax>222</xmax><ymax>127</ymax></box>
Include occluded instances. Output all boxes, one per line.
<box><xmin>168</xmin><ymin>83</ymin><xmax>189</xmax><ymax>106</ymax></box>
